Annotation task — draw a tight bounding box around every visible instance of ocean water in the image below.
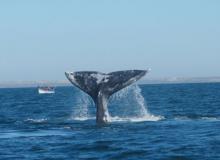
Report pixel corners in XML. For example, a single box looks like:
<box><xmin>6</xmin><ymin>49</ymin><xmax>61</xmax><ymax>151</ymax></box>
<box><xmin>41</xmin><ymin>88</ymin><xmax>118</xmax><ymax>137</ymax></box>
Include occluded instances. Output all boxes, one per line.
<box><xmin>0</xmin><ymin>83</ymin><xmax>219</xmax><ymax>160</ymax></box>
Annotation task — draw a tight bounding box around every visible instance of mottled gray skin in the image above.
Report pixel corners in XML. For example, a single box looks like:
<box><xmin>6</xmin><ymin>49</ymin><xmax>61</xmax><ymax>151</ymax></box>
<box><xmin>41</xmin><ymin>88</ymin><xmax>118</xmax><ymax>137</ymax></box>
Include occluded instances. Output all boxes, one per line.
<box><xmin>65</xmin><ymin>70</ymin><xmax>148</xmax><ymax>124</ymax></box>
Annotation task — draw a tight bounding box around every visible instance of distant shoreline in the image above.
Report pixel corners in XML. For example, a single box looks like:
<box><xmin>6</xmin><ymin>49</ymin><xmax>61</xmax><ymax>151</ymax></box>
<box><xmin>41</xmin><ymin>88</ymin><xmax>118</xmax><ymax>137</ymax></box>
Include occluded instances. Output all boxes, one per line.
<box><xmin>1</xmin><ymin>77</ymin><xmax>220</xmax><ymax>88</ymax></box>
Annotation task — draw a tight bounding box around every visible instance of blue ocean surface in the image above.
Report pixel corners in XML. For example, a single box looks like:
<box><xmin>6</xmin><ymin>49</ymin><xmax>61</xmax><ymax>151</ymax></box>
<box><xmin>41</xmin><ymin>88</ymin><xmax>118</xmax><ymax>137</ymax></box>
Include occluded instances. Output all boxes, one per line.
<box><xmin>0</xmin><ymin>83</ymin><xmax>219</xmax><ymax>160</ymax></box>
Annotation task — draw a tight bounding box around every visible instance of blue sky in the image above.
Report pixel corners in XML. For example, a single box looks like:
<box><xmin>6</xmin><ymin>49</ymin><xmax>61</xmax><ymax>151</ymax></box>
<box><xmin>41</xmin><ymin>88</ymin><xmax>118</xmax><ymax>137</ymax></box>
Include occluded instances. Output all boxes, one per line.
<box><xmin>0</xmin><ymin>0</ymin><xmax>219</xmax><ymax>81</ymax></box>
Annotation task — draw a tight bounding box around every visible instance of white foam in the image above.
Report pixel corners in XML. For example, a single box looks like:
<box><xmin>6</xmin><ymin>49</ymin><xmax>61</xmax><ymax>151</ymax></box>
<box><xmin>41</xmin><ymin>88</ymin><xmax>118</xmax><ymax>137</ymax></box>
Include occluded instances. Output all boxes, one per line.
<box><xmin>71</xmin><ymin>116</ymin><xmax>96</xmax><ymax>121</ymax></box>
<box><xmin>174</xmin><ymin>116</ymin><xmax>220</xmax><ymax>121</ymax></box>
<box><xmin>25</xmin><ymin>118</ymin><xmax>47</xmax><ymax>123</ymax></box>
<box><xmin>110</xmin><ymin>115</ymin><xmax>164</xmax><ymax>122</ymax></box>
<box><xmin>201</xmin><ymin>117</ymin><xmax>220</xmax><ymax>121</ymax></box>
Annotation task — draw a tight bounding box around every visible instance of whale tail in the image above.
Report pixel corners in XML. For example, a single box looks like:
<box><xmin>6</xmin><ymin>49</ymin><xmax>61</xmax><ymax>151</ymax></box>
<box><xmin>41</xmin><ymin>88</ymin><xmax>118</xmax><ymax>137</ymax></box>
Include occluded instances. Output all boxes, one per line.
<box><xmin>65</xmin><ymin>70</ymin><xmax>148</xmax><ymax>124</ymax></box>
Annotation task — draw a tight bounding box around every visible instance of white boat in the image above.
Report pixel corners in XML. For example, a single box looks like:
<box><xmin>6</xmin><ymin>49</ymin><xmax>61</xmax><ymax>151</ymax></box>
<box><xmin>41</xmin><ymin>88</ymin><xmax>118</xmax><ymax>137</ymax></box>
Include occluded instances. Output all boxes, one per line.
<box><xmin>38</xmin><ymin>87</ymin><xmax>55</xmax><ymax>94</ymax></box>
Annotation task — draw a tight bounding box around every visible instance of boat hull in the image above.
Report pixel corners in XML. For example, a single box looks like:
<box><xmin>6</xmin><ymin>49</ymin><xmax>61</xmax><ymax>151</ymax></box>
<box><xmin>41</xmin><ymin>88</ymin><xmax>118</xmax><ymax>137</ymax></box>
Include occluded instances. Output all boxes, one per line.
<box><xmin>38</xmin><ymin>89</ymin><xmax>55</xmax><ymax>94</ymax></box>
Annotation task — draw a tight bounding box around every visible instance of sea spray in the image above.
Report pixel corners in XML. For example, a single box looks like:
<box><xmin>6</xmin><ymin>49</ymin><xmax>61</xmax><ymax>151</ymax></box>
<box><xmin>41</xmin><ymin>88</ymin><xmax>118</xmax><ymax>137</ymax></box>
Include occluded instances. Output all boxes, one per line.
<box><xmin>71</xmin><ymin>90</ymin><xmax>94</xmax><ymax>120</ymax></box>
<box><xmin>71</xmin><ymin>85</ymin><xmax>163</xmax><ymax>122</ymax></box>
<box><xmin>109</xmin><ymin>84</ymin><xmax>163</xmax><ymax>121</ymax></box>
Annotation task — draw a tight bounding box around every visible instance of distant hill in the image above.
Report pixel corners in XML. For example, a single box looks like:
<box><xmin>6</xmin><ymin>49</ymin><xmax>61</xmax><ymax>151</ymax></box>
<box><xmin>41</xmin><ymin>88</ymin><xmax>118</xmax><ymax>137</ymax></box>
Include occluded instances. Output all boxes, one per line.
<box><xmin>1</xmin><ymin>77</ymin><xmax>220</xmax><ymax>88</ymax></box>
<box><xmin>140</xmin><ymin>77</ymin><xmax>220</xmax><ymax>84</ymax></box>
<box><xmin>0</xmin><ymin>80</ymin><xmax>70</xmax><ymax>88</ymax></box>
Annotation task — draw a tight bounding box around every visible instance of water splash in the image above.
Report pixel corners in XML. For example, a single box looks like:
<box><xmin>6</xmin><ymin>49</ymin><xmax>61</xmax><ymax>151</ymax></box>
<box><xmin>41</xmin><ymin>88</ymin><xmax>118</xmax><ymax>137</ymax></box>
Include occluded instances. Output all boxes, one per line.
<box><xmin>71</xmin><ymin>85</ymin><xmax>163</xmax><ymax>122</ymax></box>
<box><xmin>109</xmin><ymin>84</ymin><xmax>163</xmax><ymax>122</ymax></box>
<box><xmin>71</xmin><ymin>91</ymin><xmax>94</xmax><ymax>121</ymax></box>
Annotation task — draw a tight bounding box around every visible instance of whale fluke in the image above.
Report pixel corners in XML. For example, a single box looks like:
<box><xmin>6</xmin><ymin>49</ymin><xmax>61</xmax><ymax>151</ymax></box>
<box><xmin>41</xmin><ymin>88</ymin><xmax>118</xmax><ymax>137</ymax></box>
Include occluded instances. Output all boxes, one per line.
<box><xmin>65</xmin><ymin>70</ymin><xmax>148</xmax><ymax>124</ymax></box>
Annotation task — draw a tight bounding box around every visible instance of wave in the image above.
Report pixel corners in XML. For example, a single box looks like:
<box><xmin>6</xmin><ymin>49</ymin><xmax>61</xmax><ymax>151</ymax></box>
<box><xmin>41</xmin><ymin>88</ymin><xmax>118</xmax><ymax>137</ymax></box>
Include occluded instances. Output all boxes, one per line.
<box><xmin>174</xmin><ymin>116</ymin><xmax>220</xmax><ymax>121</ymax></box>
<box><xmin>109</xmin><ymin>115</ymin><xmax>164</xmax><ymax>122</ymax></box>
<box><xmin>24</xmin><ymin>116</ymin><xmax>219</xmax><ymax>124</ymax></box>
<box><xmin>25</xmin><ymin>118</ymin><xmax>48</xmax><ymax>123</ymax></box>
<box><xmin>201</xmin><ymin>117</ymin><xmax>220</xmax><ymax>121</ymax></box>
<box><xmin>0</xmin><ymin>130</ymin><xmax>67</xmax><ymax>139</ymax></box>
<box><xmin>71</xmin><ymin>116</ymin><xmax>95</xmax><ymax>121</ymax></box>
<box><xmin>70</xmin><ymin>115</ymin><xmax>220</xmax><ymax>123</ymax></box>
<box><xmin>70</xmin><ymin>115</ymin><xmax>163</xmax><ymax>122</ymax></box>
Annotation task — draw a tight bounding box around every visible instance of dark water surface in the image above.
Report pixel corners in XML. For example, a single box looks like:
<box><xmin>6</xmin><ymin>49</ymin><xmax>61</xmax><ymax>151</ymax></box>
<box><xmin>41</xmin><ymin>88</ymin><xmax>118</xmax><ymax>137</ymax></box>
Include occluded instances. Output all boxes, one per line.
<box><xmin>0</xmin><ymin>83</ymin><xmax>219</xmax><ymax>160</ymax></box>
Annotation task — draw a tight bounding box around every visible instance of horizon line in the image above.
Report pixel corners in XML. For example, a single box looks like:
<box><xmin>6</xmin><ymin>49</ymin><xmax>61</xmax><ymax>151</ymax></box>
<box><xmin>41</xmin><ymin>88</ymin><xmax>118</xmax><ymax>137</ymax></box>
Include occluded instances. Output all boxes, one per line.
<box><xmin>1</xmin><ymin>76</ymin><xmax>220</xmax><ymax>88</ymax></box>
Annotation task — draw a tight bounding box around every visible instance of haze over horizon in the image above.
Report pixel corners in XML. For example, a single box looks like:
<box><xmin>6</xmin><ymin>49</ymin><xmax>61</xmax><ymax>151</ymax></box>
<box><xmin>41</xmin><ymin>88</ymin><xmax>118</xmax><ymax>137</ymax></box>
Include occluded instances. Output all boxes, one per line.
<box><xmin>0</xmin><ymin>0</ymin><xmax>220</xmax><ymax>82</ymax></box>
